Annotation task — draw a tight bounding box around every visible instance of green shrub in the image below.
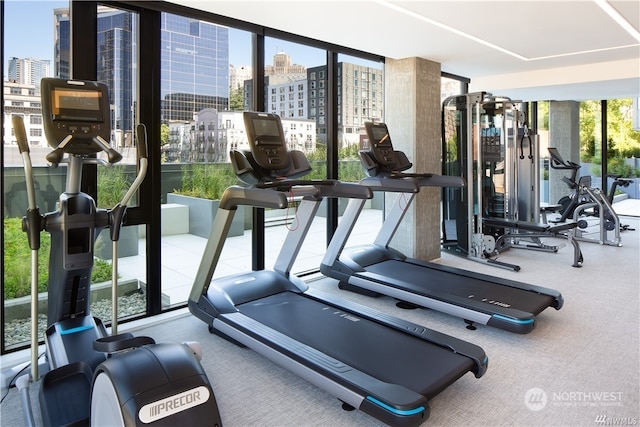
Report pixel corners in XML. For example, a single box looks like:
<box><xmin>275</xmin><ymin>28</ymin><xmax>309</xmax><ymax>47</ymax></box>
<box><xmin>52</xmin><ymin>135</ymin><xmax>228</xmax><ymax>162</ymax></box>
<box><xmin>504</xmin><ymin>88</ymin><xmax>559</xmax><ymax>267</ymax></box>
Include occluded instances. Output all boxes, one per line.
<box><xmin>174</xmin><ymin>163</ymin><xmax>238</xmax><ymax>200</ymax></box>
<box><xmin>98</xmin><ymin>165</ymin><xmax>132</xmax><ymax>208</ymax></box>
<box><xmin>3</xmin><ymin>217</ymin><xmax>113</xmax><ymax>300</ymax></box>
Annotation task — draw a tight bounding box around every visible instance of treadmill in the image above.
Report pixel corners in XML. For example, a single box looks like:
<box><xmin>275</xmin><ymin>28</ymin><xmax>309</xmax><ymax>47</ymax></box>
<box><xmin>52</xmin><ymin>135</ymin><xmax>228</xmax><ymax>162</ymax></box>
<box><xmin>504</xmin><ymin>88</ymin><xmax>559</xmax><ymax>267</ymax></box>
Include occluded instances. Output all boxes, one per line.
<box><xmin>189</xmin><ymin>112</ymin><xmax>488</xmax><ymax>426</ymax></box>
<box><xmin>320</xmin><ymin>122</ymin><xmax>563</xmax><ymax>334</ymax></box>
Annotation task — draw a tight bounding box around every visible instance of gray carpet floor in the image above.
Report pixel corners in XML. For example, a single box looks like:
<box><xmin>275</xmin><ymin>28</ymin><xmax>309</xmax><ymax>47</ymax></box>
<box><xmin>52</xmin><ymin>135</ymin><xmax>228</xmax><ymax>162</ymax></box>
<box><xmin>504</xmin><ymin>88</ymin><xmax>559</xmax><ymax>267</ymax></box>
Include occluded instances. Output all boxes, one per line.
<box><xmin>1</xmin><ymin>215</ymin><xmax>638</xmax><ymax>426</ymax></box>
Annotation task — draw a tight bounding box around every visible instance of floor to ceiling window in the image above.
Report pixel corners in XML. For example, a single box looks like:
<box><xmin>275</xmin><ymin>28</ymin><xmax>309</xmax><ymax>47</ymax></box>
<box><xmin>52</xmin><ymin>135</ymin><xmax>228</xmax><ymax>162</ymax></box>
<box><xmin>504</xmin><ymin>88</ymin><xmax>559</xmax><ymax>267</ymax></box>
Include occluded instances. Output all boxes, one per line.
<box><xmin>2</xmin><ymin>1</ymin><xmax>70</xmax><ymax>351</ymax></box>
<box><xmin>2</xmin><ymin>0</ymin><xmax>476</xmax><ymax>355</ymax></box>
<box><xmin>1</xmin><ymin>1</ymin><xmax>148</xmax><ymax>351</ymax></box>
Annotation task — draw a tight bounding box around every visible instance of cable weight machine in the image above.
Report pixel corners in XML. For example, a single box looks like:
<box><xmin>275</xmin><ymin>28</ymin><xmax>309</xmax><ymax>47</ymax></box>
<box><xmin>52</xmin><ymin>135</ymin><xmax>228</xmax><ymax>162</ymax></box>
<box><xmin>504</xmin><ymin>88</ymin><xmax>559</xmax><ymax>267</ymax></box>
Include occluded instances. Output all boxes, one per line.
<box><xmin>442</xmin><ymin>92</ymin><xmax>583</xmax><ymax>271</ymax></box>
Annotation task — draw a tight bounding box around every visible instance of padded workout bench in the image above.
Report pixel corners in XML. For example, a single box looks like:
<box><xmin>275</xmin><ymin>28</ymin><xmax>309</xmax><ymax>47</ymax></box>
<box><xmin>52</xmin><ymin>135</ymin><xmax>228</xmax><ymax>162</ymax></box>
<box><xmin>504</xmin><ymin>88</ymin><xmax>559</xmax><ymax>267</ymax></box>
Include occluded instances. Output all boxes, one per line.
<box><xmin>482</xmin><ymin>217</ymin><xmax>584</xmax><ymax>270</ymax></box>
<box><xmin>539</xmin><ymin>202</ymin><xmax>563</xmax><ymax>224</ymax></box>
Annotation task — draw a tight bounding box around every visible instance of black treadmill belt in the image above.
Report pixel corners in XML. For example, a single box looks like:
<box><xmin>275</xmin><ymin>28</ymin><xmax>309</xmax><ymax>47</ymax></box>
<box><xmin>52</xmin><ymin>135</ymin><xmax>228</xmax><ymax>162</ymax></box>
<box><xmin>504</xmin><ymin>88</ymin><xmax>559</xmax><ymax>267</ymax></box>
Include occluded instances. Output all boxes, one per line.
<box><xmin>237</xmin><ymin>292</ymin><xmax>474</xmax><ymax>398</ymax></box>
<box><xmin>366</xmin><ymin>259</ymin><xmax>554</xmax><ymax>315</ymax></box>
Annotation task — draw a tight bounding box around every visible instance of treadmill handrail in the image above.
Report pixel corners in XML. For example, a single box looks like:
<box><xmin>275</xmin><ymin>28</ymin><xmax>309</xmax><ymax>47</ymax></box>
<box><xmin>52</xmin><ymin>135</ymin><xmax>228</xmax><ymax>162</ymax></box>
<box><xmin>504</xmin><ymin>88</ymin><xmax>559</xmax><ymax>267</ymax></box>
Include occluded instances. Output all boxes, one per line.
<box><xmin>257</xmin><ymin>179</ymin><xmax>372</xmax><ymax>200</ymax></box>
<box><xmin>219</xmin><ymin>181</ymin><xmax>372</xmax><ymax>212</ymax></box>
<box><xmin>219</xmin><ymin>185</ymin><xmax>289</xmax><ymax>210</ymax></box>
<box><xmin>360</xmin><ymin>174</ymin><xmax>464</xmax><ymax>193</ymax></box>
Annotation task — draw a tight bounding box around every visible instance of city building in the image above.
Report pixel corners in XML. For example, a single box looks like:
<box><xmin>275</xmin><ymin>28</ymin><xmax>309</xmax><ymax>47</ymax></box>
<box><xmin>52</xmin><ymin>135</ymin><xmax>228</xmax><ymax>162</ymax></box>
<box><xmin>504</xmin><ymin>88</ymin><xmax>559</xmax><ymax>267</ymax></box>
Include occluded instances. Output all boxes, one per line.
<box><xmin>54</xmin><ymin>7</ymin><xmax>230</xmax><ymax>145</ymax></box>
<box><xmin>265</xmin><ymin>51</ymin><xmax>306</xmax><ymax>76</ymax></box>
<box><xmin>2</xmin><ymin>82</ymin><xmax>45</xmax><ymax>147</ymax></box>
<box><xmin>7</xmin><ymin>57</ymin><xmax>51</xmax><ymax>92</ymax></box>
<box><xmin>308</xmin><ymin>62</ymin><xmax>384</xmax><ymax>147</ymax></box>
<box><xmin>166</xmin><ymin>110</ymin><xmax>316</xmax><ymax>163</ymax></box>
<box><xmin>267</xmin><ymin>78</ymin><xmax>308</xmax><ymax>119</ymax></box>
<box><xmin>229</xmin><ymin>64</ymin><xmax>252</xmax><ymax>91</ymax></box>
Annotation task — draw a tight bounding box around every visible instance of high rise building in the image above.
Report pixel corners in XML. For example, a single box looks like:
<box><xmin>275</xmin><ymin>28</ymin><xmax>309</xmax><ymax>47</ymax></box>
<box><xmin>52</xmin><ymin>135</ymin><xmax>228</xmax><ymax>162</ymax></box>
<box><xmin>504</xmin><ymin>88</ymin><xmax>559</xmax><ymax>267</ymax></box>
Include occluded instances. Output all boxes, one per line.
<box><xmin>265</xmin><ymin>51</ymin><xmax>305</xmax><ymax>76</ymax></box>
<box><xmin>160</xmin><ymin>13</ymin><xmax>229</xmax><ymax>122</ymax></box>
<box><xmin>308</xmin><ymin>62</ymin><xmax>384</xmax><ymax>147</ymax></box>
<box><xmin>267</xmin><ymin>78</ymin><xmax>308</xmax><ymax>119</ymax></box>
<box><xmin>7</xmin><ymin>57</ymin><xmax>51</xmax><ymax>91</ymax></box>
<box><xmin>229</xmin><ymin>64</ymin><xmax>252</xmax><ymax>91</ymax></box>
<box><xmin>54</xmin><ymin>8</ymin><xmax>230</xmax><ymax>144</ymax></box>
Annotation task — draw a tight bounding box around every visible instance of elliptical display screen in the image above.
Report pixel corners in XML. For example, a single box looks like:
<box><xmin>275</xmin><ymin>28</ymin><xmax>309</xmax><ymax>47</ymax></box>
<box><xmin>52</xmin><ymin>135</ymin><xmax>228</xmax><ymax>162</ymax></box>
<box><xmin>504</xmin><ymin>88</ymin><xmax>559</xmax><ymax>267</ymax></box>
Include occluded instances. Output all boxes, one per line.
<box><xmin>40</xmin><ymin>78</ymin><xmax>111</xmax><ymax>152</ymax></box>
<box><xmin>51</xmin><ymin>88</ymin><xmax>103</xmax><ymax>122</ymax></box>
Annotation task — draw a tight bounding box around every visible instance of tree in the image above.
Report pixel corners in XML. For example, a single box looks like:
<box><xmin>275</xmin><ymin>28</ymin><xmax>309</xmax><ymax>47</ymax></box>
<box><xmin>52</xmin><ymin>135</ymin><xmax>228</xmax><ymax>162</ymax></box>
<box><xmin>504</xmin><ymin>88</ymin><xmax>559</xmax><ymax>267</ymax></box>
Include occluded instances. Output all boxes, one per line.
<box><xmin>229</xmin><ymin>86</ymin><xmax>244</xmax><ymax>111</ymax></box>
<box><xmin>161</xmin><ymin>123</ymin><xmax>170</xmax><ymax>146</ymax></box>
<box><xmin>160</xmin><ymin>123</ymin><xmax>170</xmax><ymax>163</ymax></box>
<box><xmin>580</xmin><ymin>99</ymin><xmax>640</xmax><ymax>161</ymax></box>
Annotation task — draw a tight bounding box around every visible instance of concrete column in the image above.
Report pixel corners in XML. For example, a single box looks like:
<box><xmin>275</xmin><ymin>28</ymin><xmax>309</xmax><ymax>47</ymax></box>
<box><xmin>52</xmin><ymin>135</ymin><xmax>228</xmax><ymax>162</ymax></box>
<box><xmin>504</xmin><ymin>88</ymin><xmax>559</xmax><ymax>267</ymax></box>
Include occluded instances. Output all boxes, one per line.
<box><xmin>548</xmin><ymin>101</ymin><xmax>580</xmax><ymax>204</ymax></box>
<box><xmin>384</xmin><ymin>57</ymin><xmax>442</xmax><ymax>261</ymax></box>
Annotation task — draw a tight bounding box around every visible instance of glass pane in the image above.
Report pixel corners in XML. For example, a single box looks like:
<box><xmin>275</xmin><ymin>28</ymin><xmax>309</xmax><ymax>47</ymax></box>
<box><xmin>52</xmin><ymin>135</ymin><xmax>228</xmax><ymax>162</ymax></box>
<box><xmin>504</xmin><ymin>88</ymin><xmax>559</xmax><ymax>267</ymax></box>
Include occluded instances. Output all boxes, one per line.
<box><xmin>579</xmin><ymin>100</ymin><xmax>603</xmax><ymax>187</ymax></box>
<box><xmin>3</xmin><ymin>1</ymin><xmax>69</xmax><ymax>351</ymax></box>
<box><xmin>153</xmin><ymin>18</ymin><xmax>251</xmax><ymax>307</ymax></box>
<box><xmin>264</xmin><ymin>37</ymin><xmax>326</xmax><ymax>274</ymax></box>
<box><xmin>605</xmin><ymin>99</ymin><xmax>640</xmax><ymax>198</ymax></box>
<box><xmin>88</xmin><ymin>6</ymin><xmax>144</xmax><ymax>324</ymax></box>
<box><xmin>537</xmin><ymin>101</ymin><xmax>550</xmax><ymax>203</ymax></box>
<box><xmin>441</xmin><ymin>76</ymin><xmax>463</xmax><ymax>103</ymax></box>
<box><xmin>334</xmin><ymin>53</ymin><xmax>385</xmax><ymax>249</ymax></box>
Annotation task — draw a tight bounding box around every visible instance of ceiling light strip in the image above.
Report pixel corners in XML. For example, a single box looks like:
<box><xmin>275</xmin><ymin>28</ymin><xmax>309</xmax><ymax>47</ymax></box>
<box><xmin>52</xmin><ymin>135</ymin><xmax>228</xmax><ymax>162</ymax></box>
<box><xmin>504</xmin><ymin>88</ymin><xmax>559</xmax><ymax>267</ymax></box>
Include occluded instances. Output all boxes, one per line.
<box><xmin>375</xmin><ymin>0</ymin><xmax>639</xmax><ymax>61</ymax></box>
<box><xmin>593</xmin><ymin>0</ymin><xmax>640</xmax><ymax>43</ymax></box>
<box><xmin>372</xmin><ymin>0</ymin><xmax>529</xmax><ymax>60</ymax></box>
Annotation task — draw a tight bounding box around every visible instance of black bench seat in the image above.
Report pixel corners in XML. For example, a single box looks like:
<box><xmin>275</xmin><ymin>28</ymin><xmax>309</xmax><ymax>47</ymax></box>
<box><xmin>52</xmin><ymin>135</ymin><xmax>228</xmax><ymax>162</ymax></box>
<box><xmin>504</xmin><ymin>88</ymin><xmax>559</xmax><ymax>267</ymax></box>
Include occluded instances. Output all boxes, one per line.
<box><xmin>481</xmin><ymin>217</ymin><xmax>583</xmax><ymax>268</ymax></box>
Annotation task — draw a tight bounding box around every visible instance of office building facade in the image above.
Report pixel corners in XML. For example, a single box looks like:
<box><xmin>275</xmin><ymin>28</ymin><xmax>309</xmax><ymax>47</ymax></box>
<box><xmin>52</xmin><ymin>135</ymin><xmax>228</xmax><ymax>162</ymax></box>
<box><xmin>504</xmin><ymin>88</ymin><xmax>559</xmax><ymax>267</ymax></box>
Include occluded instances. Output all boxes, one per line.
<box><xmin>308</xmin><ymin>62</ymin><xmax>384</xmax><ymax>147</ymax></box>
<box><xmin>54</xmin><ymin>8</ymin><xmax>230</xmax><ymax>146</ymax></box>
<box><xmin>7</xmin><ymin>57</ymin><xmax>51</xmax><ymax>92</ymax></box>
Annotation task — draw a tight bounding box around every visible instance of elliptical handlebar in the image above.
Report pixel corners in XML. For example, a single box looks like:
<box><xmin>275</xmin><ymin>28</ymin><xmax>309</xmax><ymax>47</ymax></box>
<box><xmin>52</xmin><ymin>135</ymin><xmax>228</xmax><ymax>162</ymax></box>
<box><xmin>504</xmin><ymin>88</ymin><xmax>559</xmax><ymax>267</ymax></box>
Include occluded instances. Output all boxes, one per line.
<box><xmin>118</xmin><ymin>123</ymin><xmax>148</xmax><ymax>208</ymax></box>
<box><xmin>11</xmin><ymin>115</ymin><xmax>42</xmax><ymax>383</ymax></box>
<box><xmin>12</xmin><ymin>116</ymin><xmax>38</xmax><ymax>211</ymax></box>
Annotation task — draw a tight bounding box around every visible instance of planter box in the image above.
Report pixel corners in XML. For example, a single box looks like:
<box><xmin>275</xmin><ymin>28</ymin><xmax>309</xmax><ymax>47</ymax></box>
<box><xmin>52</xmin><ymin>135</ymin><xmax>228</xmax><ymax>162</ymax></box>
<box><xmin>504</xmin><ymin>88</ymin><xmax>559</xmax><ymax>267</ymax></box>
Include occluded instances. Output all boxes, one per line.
<box><xmin>95</xmin><ymin>225</ymin><xmax>140</xmax><ymax>260</ymax></box>
<box><xmin>167</xmin><ymin>193</ymin><xmax>244</xmax><ymax>238</ymax></box>
<box><xmin>4</xmin><ymin>279</ymin><xmax>141</xmax><ymax>322</ymax></box>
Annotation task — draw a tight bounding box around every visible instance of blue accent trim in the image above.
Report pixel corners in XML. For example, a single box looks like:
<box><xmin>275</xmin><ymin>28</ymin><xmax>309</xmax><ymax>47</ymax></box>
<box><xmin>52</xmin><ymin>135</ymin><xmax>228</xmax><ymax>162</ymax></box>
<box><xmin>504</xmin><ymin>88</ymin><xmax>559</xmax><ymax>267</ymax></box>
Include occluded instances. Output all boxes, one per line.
<box><xmin>492</xmin><ymin>314</ymin><xmax>534</xmax><ymax>325</ymax></box>
<box><xmin>366</xmin><ymin>396</ymin><xmax>425</xmax><ymax>416</ymax></box>
<box><xmin>59</xmin><ymin>324</ymin><xmax>94</xmax><ymax>335</ymax></box>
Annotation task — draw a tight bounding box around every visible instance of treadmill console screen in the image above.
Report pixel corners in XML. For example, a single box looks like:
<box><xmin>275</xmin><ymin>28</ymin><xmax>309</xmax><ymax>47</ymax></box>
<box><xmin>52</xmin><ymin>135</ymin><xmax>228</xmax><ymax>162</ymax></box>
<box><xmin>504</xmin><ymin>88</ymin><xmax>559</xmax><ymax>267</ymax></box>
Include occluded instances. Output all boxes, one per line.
<box><xmin>243</xmin><ymin>112</ymin><xmax>289</xmax><ymax>170</ymax></box>
<box><xmin>41</xmin><ymin>78</ymin><xmax>111</xmax><ymax>153</ymax></box>
<box><xmin>364</xmin><ymin>122</ymin><xmax>397</xmax><ymax>167</ymax></box>
<box><xmin>368</xmin><ymin>123</ymin><xmax>391</xmax><ymax>147</ymax></box>
<box><xmin>251</xmin><ymin>117</ymin><xmax>283</xmax><ymax>146</ymax></box>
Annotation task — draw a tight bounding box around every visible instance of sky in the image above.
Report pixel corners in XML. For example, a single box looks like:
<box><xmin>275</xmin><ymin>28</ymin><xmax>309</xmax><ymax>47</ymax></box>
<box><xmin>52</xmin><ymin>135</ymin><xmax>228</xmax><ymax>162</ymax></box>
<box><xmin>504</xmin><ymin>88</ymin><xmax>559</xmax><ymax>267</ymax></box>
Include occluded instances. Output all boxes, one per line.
<box><xmin>3</xmin><ymin>0</ymin><xmax>380</xmax><ymax>76</ymax></box>
<box><xmin>3</xmin><ymin>0</ymin><xmax>67</xmax><ymax>75</ymax></box>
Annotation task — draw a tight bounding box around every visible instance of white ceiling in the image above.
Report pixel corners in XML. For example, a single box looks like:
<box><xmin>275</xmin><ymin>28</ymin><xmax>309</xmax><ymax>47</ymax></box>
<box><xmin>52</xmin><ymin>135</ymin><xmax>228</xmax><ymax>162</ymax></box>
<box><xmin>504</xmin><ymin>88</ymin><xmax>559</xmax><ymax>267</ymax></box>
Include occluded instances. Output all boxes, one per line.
<box><xmin>173</xmin><ymin>0</ymin><xmax>639</xmax><ymax>101</ymax></box>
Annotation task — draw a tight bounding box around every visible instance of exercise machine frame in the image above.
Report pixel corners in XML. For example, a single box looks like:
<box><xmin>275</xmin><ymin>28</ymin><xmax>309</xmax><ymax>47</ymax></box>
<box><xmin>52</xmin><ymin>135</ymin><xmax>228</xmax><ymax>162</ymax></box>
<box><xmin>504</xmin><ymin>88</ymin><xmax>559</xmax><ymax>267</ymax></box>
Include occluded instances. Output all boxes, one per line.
<box><xmin>189</xmin><ymin>111</ymin><xmax>488</xmax><ymax>426</ymax></box>
<box><xmin>320</xmin><ymin>121</ymin><xmax>563</xmax><ymax>334</ymax></box>
<box><xmin>548</xmin><ymin>147</ymin><xmax>629</xmax><ymax>246</ymax></box>
<box><xmin>441</xmin><ymin>92</ymin><xmax>583</xmax><ymax>271</ymax></box>
<box><xmin>10</xmin><ymin>78</ymin><xmax>220</xmax><ymax>426</ymax></box>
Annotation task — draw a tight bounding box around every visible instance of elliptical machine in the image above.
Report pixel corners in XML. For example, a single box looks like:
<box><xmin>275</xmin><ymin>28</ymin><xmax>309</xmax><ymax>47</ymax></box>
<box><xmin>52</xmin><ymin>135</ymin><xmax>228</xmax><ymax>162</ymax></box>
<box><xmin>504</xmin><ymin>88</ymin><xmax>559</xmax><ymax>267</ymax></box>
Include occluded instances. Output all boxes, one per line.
<box><xmin>548</xmin><ymin>147</ymin><xmax>630</xmax><ymax>246</ymax></box>
<box><xmin>12</xmin><ymin>78</ymin><xmax>221</xmax><ymax>426</ymax></box>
